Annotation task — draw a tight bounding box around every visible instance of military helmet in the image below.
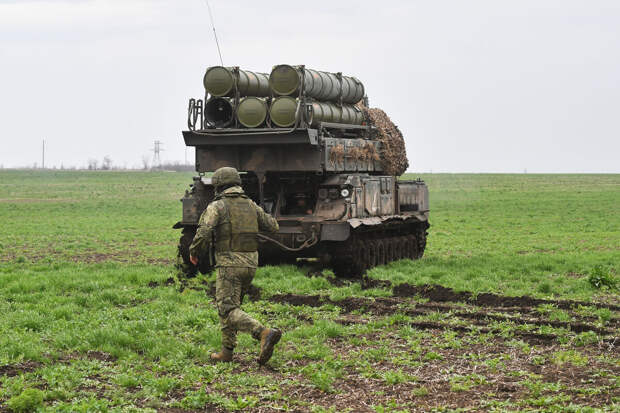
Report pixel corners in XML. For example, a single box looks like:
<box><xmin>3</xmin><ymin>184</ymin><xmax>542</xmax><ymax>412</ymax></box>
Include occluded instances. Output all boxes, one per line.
<box><xmin>212</xmin><ymin>167</ymin><xmax>242</xmax><ymax>188</ymax></box>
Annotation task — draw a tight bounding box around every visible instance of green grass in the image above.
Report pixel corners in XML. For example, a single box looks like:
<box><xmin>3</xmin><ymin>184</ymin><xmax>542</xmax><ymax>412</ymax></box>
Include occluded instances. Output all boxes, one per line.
<box><xmin>374</xmin><ymin>174</ymin><xmax>619</xmax><ymax>300</ymax></box>
<box><xmin>0</xmin><ymin>171</ymin><xmax>619</xmax><ymax>412</ymax></box>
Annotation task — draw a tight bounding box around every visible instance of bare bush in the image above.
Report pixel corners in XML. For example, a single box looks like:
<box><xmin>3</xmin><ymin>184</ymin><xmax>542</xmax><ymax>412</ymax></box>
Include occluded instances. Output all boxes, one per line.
<box><xmin>102</xmin><ymin>156</ymin><xmax>113</xmax><ymax>170</ymax></box>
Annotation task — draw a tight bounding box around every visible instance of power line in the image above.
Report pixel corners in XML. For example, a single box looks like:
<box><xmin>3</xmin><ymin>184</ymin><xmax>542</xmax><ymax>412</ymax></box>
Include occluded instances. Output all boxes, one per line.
<box><xmin>151</xmin><ymin>140</ymin><xmax>164</xmax><ymax>168</ymax></box>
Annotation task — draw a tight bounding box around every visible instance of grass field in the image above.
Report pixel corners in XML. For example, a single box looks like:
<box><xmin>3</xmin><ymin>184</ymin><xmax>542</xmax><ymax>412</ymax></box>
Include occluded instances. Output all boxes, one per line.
<box><xmin>0</xmin><ymin>170</ymin><xmax>618</xmax><ymax>412</ymax></box>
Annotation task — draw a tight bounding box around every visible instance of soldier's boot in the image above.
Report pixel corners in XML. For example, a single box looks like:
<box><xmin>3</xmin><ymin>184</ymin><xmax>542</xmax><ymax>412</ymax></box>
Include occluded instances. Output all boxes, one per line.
<box><xmin>210</xmin><ymin>347</ymin><xmax>233</xmax><ymax>363</ymax></box>
<box><xmin>258</xmin><ymin>328</ymin><xmax>282</xmax><ymax>365</ymax></box>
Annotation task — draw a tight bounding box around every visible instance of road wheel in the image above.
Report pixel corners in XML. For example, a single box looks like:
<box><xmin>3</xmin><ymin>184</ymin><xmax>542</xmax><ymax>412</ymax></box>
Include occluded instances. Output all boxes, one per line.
<box><xmin>411</xmin><ymin>235</ymin><xmax>420</xmax><ymax>259</ymax></box>
<box><xmin>384</xmin><ymin>238</ymin><xmax>393</xmax><ymax>263</ymax></box>
<box><xmin>392</xmin><ymin>236</ymin><xmax>403</xmax><ymax>261</ymax></box>
<box><xmin>403</xmin><ymin>235</ymin><xmax>414</xmax><ymax>259</ymax></box>
<box><xmin>376</xmin><ymin>240</ymin><xmax>386</xmax><ymax>266</ymax></box>
<box><xmin>349</xmin><ymin>239</ymin><xmax>368</xmax><ymax>277</ymax></box>
<box><xmin>416</xmin><ymin>225</ymin><xmax>428</xmax><ymax>258</ymax></box>
<box><xmin>398</xmin><ymin>236</ymin><xmax>408</xmax><ymax>259</ymax></box>
<box><xmin>359</xmin><ymin>241</ymin><xmax>372</xmax><ymax>272</ymax></box>
<box><xmin>367</xmin><ymin>239</ymin><xmax>378</xmax><ymax>269</ymax></box>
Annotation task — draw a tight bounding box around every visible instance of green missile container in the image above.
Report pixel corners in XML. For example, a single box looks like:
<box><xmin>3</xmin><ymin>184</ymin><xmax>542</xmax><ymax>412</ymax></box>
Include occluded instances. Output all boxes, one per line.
<box><xmin>203</xmin><ymin>66</ymin><xmax>270</xmax><ymax>97</ymax></box>
<box><xmin>339</xmin><ymin>104</ymin><xmax>364</xmax><ymax>125</ymax></box>
<box><xmin>306</xmin><ymin>101</ymin><xmax>364</xmax><ymax>126</ymax></box>
<box><xmin>236</xmin><ymin>97</ymin><xmax>268</xmax><ymax>128</ymax></box>
<box><xmin>269</xmin><ymin>96</ymin><xmax>298</xmax><ymax>127</ymax></box>
<box><xmin>269</xmin><ymin>65</ymin><xmax>304</xmax><ymax>96</ymax></box>
<box><xmin>269</xmin><ymin>64</ymin><xmax>365</xmax><ymax>104</ymax></box>
<box><xmin>205</xmin><ymin>97</ymin><xmax>234</xmax><ymax>128</ymax></box>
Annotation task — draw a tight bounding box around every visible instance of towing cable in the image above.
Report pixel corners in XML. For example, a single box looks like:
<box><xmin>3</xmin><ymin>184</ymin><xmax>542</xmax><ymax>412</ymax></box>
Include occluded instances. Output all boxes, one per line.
<box><xmin>257</xmin><ymin>230</ymin><xmax>318</xmax><ymax>252</ymax></box>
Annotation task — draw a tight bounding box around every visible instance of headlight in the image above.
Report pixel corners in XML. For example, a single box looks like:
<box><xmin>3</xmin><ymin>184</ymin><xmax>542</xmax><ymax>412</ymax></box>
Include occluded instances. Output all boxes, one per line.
<box><xmin>340</xmin><ymin>188</ymin><xmax>350</xmax><ymax>198</ymax></box>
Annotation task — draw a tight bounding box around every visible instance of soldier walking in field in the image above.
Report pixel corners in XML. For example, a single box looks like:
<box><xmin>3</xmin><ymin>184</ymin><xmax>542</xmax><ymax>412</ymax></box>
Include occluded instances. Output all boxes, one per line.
<box><xmin>189</xmin><ymin>167</ymin><xmax>282</xmax><ymax>364</ymax></box>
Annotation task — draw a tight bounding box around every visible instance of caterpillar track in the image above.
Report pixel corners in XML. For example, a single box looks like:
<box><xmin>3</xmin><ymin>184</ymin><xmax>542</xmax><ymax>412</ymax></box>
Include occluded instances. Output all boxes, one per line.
<box><xmin>329</xmin><ymin>221</ymin><xmax>429</xmax><ymax>277</ymax></box>
<box><xmin>176</xmin><ymin>221</ymin><xmax>429</xmax><ymax>279</ymax></box>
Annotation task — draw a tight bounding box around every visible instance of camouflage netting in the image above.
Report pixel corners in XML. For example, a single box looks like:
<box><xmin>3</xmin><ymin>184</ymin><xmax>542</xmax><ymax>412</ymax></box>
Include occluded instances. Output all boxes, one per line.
<box><xmin>329</xmin><ymin>144</ymin><xmax>345</xmax><ymax>164</ymax></box>
<box><xmin>357</xmin><ymin>103</ymin><xmax>409</xmax><ymax>176</ymax></box>
<box><xmin>328</xmin><ymin>143</ymin><xmax>381</xmax><ymax>167</ymax></box>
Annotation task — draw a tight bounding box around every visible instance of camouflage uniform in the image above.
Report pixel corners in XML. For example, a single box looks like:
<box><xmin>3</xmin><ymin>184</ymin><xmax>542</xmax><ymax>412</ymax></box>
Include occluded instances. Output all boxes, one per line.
<box><xmin>190</xmin><ymin>184</ymin><xmax>279</xmax><ymax>351</ymax></box>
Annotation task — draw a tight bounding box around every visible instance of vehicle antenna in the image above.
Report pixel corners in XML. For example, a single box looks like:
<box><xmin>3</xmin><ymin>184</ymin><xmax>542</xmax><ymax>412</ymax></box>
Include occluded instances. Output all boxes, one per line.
<box><xmin>204</xmin><ymin>0</ymin><xmax>224</xmax><ymax>66</ymax></box>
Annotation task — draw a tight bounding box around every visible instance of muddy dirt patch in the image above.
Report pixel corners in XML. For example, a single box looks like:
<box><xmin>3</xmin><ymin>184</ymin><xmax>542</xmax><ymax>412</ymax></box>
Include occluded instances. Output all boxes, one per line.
<box><xmin>86</xmin><ymin>350</ymin><xmax>117</xmax><ymax>363</ymax></box>
<box><xmin>148</xmin><ymin>277</ymin><xmax>176</xmax><ymax>288</ymax></box>
<box><xmin>270</xmin><ymin>293</ymin><xmax>323</xmax><ymax>307</ymax></box>
<box><xmin>393</xmin><ymin>283</ymin><xmax>620</xmax><ymax>311</ymax></box>
<box><xmin>0</xmin><ymin>361</ymin><xmax>42</xmax><ymax>377</ymax></box>
<box><xmin>270</xmin><ymin>292</ymin><xmax>618</xmax><ymax>346</ymax></box>
<box><xmin>361</xmin><ymin>276</ymin><xmax>393</xmax><ymax>290</ymax></box>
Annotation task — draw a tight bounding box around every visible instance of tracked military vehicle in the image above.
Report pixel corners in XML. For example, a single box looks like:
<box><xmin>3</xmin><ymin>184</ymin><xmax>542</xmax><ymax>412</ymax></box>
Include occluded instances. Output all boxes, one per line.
<box><xmin>174</xmin><ymin>65</ymin><xmax>429</xmax><ymax>277</ymax></box>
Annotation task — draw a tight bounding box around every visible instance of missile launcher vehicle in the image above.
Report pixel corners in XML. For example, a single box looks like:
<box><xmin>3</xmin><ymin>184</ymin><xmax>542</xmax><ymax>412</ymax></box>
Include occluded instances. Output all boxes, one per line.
<box><xmin>174</xmin><ymin>65</ymin><xmax>429</xmax><ymax>277</ymax></box>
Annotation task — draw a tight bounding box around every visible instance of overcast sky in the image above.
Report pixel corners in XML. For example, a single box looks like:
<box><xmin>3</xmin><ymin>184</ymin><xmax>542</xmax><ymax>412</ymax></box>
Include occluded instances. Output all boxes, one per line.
<box><xmin>0</xmin><ymin>0</ymin><xmax>618</xmax><ymax>172</ymax></box>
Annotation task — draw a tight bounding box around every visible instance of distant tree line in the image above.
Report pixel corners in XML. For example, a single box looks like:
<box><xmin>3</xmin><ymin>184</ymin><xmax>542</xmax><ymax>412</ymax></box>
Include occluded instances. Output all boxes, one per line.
<box><xmin>83</xmin><ymin>156</ymin><xmax>193</xmax><ymax>171</ymax></box>
<box><xmin>87</xmin><ymin>156</ymin><xmax>113</xmax><ymax>170</ymax></box>
<box><xmin>1</xmin><ymin>158</ymin><xmax>194</xmax><ymax>172</ymax></box>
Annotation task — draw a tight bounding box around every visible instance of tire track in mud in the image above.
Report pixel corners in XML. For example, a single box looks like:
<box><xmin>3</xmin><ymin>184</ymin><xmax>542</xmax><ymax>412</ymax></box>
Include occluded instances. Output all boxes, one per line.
<box><xmin>391</xmin><ymin>283</ymin><xmax>620</xmax><ymax>332</ymax></box>
<box><xmin>444</xmin><ymin>309</ymin><xmax>612</xmax><ymax>334</ymax></box>
<box><xmin>414</xmin><ymin>302</ymin><xmax>619</xmax><ymax>327</ymax></box>
<box><xmin>392</xmin><ymin>282</ymin><xmax>620</xmax><ymax>312</ymax></box>
<box><xmin>301</xmin><ymin>274</ymin><xmax>620</xmax><ymax>323</ymax></box>
<box><xmin>312</xmin><ymin>270</ymin><xmax>620</xmax><ymax>311</ymax></box>
<box><xmin>271</xmin><ymin>292</ymin><xmax>619</xmax><ymax>335</ymax></box>
<box><xmin>269</xmin><ymin>291</ymin><xmax>619</xmax><ymax>346</ymax></box>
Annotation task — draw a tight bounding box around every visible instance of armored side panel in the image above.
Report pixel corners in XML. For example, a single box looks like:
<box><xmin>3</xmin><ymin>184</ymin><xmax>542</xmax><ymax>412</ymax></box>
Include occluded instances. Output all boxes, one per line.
<box><xmin>398</xmin><ymin>180</ymin><xmax>430</xmax><ymax>213</ymax></box>
<box><xmin>362</xmin><ymin>176</ymin><xmax>396</xmax><ymax>216</ymax></box>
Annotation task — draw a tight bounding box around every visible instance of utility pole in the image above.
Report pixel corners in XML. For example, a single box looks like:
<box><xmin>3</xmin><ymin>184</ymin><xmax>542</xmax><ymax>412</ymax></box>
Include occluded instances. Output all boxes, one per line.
<box><xmin>42</xmin><ymin>139</ymin><xmax>45</xmax><ymax>169</ymax></box>
<box><xmin>151</xmin><ymin>140</ymin><xmax>164</xmax><ymax>169</ymax></box>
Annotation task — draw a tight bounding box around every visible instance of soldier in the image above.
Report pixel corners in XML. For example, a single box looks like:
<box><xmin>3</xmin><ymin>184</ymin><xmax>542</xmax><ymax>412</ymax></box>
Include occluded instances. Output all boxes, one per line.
<box><xmin>189</xmin><ymin>167</ymin><xmax>282</xmax><ymax>364</ymax></box>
